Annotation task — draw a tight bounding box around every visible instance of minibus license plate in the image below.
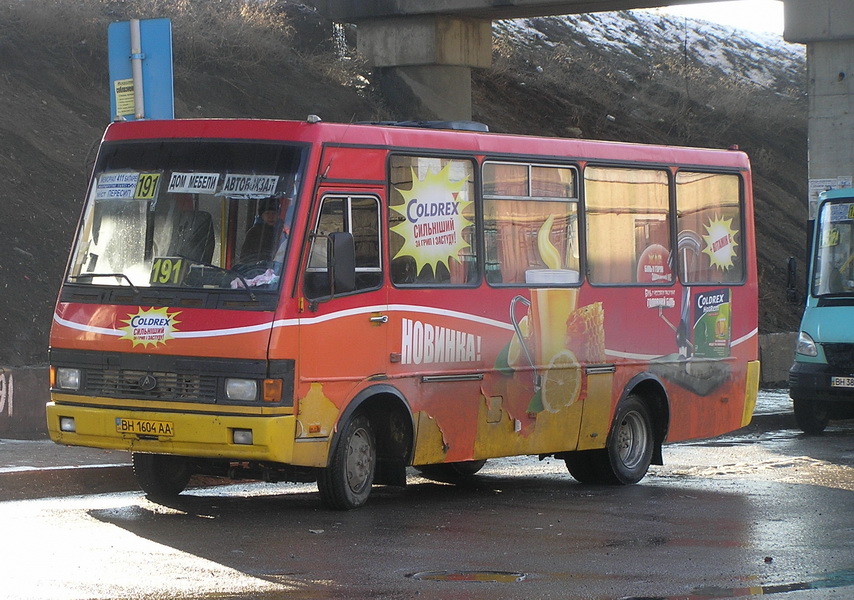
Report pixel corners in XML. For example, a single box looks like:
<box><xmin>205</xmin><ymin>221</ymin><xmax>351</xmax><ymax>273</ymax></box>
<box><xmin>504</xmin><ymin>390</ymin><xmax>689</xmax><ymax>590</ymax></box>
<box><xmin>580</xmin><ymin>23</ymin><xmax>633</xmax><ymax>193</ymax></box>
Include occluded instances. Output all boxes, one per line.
<box><xmin>831</xmin><ymin>376</ymin><xmax>854</xmax><ymax>388</ymax></box>
<box><xmin>116</xmin><ymin>418</ymin><xmax>174</xmax><ymax>437</ymax></box>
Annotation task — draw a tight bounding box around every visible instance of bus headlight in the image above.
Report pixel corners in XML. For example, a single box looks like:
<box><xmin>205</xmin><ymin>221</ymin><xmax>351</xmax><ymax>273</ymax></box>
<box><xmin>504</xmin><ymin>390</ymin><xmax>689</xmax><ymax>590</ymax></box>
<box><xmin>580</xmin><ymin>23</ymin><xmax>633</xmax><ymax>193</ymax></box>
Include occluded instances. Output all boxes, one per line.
<box><xmin>232</xmin><ymin>429</ymin><xmax>254</xmax><ymax>445</ymax></box>
<box><xmin>796</xmin><ymin>331</ymin><xmax>818</xmax><ymax>357</ymax></box>
<box><xmin>225</xmin><ymin>378</ymin><xmax>258</xmax><ymax>401</ymax></box>
<box><xmin>56</xmin><ymin>368</ymin><xmax>81</xmax><ymax>391</ymax></box>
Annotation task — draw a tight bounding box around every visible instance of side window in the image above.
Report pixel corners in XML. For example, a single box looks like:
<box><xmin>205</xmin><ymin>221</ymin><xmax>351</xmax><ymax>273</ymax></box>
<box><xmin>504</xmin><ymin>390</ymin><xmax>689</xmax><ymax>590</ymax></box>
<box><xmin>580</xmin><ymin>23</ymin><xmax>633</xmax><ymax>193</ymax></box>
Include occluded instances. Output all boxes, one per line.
<box><xmin>584</xmin><ymin>167</ymin><xmax>672</xmax><ymax>285</ymax></box>
<box><xmin>483</xmin><ymin>162</ymin><xmax>579</xmax><ymax>285</ymax></box>
<box><xmin>389</xmin><ymin>156</ymin><xmax>477</xmax><ymax>286</ymax></box>
<box><xmin>676</xmin><ymin>172</ymin><xmax>744</xmax><ymax>284</ymax></box>
<box><xmin>304</xmin><ymin>194</ymin><xmax>382</xmax><ymax>298</ymax></box>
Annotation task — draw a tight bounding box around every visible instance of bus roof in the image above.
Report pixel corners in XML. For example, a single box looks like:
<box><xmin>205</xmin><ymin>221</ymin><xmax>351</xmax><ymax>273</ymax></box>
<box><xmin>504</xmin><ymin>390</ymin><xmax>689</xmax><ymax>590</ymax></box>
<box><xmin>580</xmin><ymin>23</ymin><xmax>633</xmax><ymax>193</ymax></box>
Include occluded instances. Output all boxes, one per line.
<box><xmin>820</xmin><ymin>188</ymin><xmax>854</xmax><ymax>201</ymax></box>
<box><xmin>102</xmin><ymin>117</ymin><xmax>751</xmax><ymax>171</ymax></box>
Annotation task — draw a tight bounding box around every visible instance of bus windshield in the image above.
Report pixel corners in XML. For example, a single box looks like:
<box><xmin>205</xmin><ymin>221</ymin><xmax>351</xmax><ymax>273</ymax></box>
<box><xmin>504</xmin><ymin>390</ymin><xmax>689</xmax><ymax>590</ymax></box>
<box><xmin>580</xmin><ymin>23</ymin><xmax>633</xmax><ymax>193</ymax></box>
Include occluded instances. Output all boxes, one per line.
<box><xmin>67</xmin><ymin>140</ymin><xmax>306</xmax><ymax>291</ymax></box>
<box><xmin>813</xmin><ymin>200</ymin><xmax>854</xmax><ymax>296</ymax></box>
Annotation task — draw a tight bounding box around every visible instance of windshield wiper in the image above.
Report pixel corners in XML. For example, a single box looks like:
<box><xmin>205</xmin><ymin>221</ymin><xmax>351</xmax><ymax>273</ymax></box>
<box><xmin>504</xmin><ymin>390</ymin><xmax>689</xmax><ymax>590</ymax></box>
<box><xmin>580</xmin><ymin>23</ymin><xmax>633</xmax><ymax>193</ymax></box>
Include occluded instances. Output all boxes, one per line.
<box><xmin>70</xmin><ymin>273</ymin><xmax>140</xmax><ymax>295</ymax></box>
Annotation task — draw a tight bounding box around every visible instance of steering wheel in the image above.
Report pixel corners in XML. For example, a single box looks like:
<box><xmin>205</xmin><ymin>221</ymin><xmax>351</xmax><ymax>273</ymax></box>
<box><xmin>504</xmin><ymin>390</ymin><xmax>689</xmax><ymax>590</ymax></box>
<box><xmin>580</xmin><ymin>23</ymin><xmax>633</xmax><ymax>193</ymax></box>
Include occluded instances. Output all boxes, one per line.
<box><xmin>232</xmin><ymin>261</ymin><xmax>273</xmax><ymax>281</ymax></box>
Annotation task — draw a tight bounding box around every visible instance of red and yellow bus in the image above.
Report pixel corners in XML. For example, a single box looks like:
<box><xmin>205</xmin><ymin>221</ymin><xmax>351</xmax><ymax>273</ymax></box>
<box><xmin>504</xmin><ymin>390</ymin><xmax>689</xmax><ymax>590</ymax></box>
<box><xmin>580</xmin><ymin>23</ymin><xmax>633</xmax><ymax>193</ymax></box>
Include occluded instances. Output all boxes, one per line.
<box><xmin>47</xmin><ymin>118</ymin><xmax>759</xmax><ymax>509</ymax></box>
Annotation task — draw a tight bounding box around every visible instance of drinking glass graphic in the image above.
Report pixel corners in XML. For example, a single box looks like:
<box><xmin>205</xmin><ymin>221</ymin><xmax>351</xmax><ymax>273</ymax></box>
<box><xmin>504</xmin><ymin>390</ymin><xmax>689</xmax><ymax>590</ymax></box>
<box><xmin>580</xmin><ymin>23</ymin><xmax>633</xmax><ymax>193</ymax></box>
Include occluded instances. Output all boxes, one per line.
<box><xmin>526</xmin><ymin>268</ymin><xmax>579</xmax><ymax>366</ymax></box>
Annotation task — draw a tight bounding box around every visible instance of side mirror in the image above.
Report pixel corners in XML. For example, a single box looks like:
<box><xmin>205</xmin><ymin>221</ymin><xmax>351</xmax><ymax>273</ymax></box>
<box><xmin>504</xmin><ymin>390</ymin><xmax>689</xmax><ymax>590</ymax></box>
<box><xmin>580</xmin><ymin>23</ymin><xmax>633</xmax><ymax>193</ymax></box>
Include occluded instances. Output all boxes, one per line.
<box><xmin>327</xmin><ymin>232</ymin><xmax>355</xmax><ymax>295</ymax></box>
<box><xmin>786</xmin><ymin>256</ymin><xmax>799</xmax><ymax>304</ymax></box>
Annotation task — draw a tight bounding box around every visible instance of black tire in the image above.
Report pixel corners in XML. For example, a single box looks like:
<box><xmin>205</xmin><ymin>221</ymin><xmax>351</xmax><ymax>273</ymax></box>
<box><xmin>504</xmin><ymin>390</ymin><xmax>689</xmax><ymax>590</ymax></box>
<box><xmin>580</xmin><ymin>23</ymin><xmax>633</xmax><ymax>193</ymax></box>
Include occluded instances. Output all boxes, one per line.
<box><xmin>794</xmin><ymin>396</ymin><xmax>829</xmax><ymax>434</ymax></box>
<box><xmin>605</xmin><ymin>395</ymin><xmax>654</xmax><ymax>484</ymax></box>
<box><xmin>318</xmin><ymin>414</ymin><xmax>376</xmax><ymax>510</ymax></box>
<box><xmin>565</xmin><ymin>395</ymin><xmax>654</xmax><ymax>485</ymax></box>
<box><xmin>132</xmin><ymin>453</ymin><xmax>192</xmax><ymax>499</ymax></box>
<box><xmin>416</xmin><ymin>459</ymin><xmax>487</xmax><ymax>483</ymax></box>
<box><xmin>564</xmin><ymin>450</ymin><xmax>609</xmax><ymax>484</ymax></box>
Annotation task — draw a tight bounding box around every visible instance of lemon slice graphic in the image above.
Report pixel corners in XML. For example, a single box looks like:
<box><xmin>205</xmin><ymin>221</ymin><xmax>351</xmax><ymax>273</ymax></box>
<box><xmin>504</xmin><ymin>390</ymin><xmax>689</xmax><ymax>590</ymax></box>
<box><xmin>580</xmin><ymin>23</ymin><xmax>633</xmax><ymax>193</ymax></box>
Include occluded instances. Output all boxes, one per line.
<box><xmin>541</xmin><ymin>349</ymin><xmax>582</xmax><ymax>413</ymax></box>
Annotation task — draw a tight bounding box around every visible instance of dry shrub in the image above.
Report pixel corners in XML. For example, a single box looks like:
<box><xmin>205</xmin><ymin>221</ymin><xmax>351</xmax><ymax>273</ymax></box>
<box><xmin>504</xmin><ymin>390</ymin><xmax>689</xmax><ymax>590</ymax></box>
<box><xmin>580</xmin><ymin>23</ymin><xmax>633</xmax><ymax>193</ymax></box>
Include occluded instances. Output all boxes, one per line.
<box><xmin>165</xmin><ymin>0</ymin><xmax>295</xmax><ymax>68</ymax></box>
<box><xmin>0</xmin><ymin>0</ymin><xmax>297</xmax><ymax>71</ymax></box>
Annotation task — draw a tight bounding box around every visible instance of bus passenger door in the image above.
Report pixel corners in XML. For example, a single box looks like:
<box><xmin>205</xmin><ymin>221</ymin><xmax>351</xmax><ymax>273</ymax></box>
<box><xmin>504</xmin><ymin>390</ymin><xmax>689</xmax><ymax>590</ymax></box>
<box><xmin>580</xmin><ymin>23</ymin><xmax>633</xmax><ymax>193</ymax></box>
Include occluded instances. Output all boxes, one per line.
<box><xmin>299</xmin><ymin>192</ymin><xmax>387</xmax><ymax>398</ymax></box>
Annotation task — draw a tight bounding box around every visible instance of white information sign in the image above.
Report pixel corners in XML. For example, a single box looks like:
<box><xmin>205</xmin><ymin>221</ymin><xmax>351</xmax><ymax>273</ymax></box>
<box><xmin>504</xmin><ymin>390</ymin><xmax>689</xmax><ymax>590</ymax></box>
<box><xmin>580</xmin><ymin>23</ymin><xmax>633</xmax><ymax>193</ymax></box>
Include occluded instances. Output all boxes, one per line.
<box><xmin>167</xmin><ymin>172</ymin><xmax>220</xmax><ymax>194</ymax></box>
<box><xmin>95</xmin><ymin>172</ymin><xmax>140</xmax><ymax>200</ymax></box>
<box><xmin>221</xmin><ymin>174</ymin><xmax>280</xmax><ymax>198</ymax></box>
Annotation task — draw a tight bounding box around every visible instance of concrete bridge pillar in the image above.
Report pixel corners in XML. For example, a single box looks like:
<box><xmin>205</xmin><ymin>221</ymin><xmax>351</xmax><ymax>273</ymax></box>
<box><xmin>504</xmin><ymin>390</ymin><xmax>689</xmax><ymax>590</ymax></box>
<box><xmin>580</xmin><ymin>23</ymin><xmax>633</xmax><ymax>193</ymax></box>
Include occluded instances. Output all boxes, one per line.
<box><xmin>355</xmin><ymin>16</ymin><xmax>492</xmax><ymax>120</ymax></box>
<box><xmin>786</xmin><ymin>0</ymin><xmax>854</xmax><ymax>218</ymax></box>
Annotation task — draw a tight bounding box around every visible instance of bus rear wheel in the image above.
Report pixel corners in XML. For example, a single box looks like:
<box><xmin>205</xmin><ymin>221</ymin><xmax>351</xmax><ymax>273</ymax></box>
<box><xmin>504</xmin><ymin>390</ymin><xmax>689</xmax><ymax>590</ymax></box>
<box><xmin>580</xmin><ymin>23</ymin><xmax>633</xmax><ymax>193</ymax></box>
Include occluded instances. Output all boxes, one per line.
<box><xmin>565</xmin><ymin>395</ymin><xmax>654</xmax><ymax>485</ymax></box>
<box><xmin>794</xmin><ymin>396</ymin><xmax>829</xmax><ymax>434</ymax></box>
<box><xmin>132</xmin><ymin>453</ymin><xmax>192</xmax><ymax>499</ymax></box>
<box><xmin>318</xmin><ymin>413</ymin><xmax>376</xmax><ymax>510</ymax></box>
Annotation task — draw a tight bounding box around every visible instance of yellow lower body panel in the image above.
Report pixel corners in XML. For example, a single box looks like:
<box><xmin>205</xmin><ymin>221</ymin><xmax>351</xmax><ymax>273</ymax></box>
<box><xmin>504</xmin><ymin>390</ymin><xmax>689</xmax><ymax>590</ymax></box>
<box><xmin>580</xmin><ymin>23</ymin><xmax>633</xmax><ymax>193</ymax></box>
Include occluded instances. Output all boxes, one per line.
<box><xmin>46</xmin><ymin>402</ymin><xmax>296</xmax><ymax>464</ymax></box>
<box><xmin>741</xmin><ymin>360</ymin><xmax>761</xmax><ymax>427</ymax></box>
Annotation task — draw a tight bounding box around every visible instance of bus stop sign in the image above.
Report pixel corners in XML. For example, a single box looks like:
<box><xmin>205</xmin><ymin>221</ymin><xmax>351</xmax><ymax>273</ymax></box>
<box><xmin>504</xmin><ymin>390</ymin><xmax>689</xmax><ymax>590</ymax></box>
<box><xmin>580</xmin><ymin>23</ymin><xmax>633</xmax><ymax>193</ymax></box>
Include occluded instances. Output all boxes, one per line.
<box><xmin>108</xmin><ymin>18</ymin><xmax>174</xmax><ymax>121</ymax></box>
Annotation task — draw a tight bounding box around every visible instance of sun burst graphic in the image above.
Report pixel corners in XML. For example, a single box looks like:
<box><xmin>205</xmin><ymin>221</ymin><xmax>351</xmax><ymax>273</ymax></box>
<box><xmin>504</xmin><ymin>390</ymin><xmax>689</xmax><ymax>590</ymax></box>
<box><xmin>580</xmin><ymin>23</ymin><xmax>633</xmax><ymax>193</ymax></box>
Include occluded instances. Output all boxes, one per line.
<box><xmin>119</xmin><ymin>307</ymin><xmax>181</xmax><ymax>348</ymax></box>
<box><xmin>391</xmin><ymin>163</ymin><xmax>473</xmax><ymax>276</ymax></box>
<box><xmin>701</xmin><ymin>215</ymin><xmax>739</xmax><ymax>270</ymax></box>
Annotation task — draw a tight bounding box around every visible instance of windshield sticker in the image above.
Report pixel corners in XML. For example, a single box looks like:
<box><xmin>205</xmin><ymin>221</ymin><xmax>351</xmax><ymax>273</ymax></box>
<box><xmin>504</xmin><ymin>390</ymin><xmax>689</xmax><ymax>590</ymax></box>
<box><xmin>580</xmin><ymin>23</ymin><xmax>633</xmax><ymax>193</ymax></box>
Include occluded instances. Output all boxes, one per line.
<box><xmin>168</xmin><ymin>172</ymin><xmax>220</xmax><ymax>194</ymax></box>
<box><xmin>119</xmin><ymin>307</ymin><xmax>181</xmax><ymax>348</ymax></box>
<box><xmin>95</xmin><ymin>172</ymin><xmax>161</xmax><ymax>200</ymax></box>
<box><xmin>221</xmin><ymin>174</ymin><xmax>279</xmax><ymax>198</ymax></box>
<box><xmin>828</xmin><ymin>203</ymin><xmax>854</xmax><ymax>222</ymax></box>
<box><xmin>822</xmin><ymin>228</ymin><xmax>840</xmax><ymax>248</ymax></box>
<box><xmin>391</xmin><ymin>163</ymin><xmax>473</xmax><ymax>275</ymax></box>
<box><xmin>702</xmin><ymin>215</ymin><xmax>739</xmax><ymax>270</ymax></box>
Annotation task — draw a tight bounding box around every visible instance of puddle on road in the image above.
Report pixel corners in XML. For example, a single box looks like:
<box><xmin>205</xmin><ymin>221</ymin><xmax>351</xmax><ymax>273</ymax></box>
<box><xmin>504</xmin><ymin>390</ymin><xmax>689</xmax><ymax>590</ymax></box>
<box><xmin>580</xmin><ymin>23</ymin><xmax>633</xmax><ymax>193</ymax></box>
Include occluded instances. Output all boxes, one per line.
<box><xmin>622</xmin><ymin>568</ymin><xmax>854</xmax><ymax>599</ymax></box>
<box><xmin>409</xmin><ymin>570</ymin><xmax>526</xmax><ymax>583</ymax></box>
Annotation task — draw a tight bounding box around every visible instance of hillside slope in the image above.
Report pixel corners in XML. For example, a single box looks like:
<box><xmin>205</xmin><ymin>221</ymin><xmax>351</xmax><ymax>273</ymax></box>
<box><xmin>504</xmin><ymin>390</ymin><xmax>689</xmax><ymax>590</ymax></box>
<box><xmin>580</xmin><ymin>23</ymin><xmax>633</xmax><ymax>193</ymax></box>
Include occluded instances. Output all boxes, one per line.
<box><xmin>0</xmin><ymin>0</ymin><xmax>807</xmax><ymax>366</ymax></box>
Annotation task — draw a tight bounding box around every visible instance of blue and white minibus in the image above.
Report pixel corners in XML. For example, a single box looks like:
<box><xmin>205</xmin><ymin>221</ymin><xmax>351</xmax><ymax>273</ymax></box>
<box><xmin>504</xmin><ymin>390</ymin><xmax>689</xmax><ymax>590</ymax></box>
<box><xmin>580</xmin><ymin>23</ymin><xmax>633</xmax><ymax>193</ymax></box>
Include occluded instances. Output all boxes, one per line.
<box><xmin>790</xmin><ymin>188</ymin><xmax>854</xmax><ymax>432</ymax></box>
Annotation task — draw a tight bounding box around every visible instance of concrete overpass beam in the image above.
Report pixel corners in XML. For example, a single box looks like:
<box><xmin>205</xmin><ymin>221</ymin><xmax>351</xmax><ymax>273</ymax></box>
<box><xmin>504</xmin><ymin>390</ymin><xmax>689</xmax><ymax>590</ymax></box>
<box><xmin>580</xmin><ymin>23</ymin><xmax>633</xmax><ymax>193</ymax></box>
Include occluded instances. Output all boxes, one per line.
<box><xmin>805</xmin><ymin>43</ymin><xmax>854</xmax><ymax>180</ymax></box>
<box><xmin>785</xmin><ymin>0</ymin><xmax>854</xmax><ymax>216</ymax></box>
<box><xmin>358</xmin><ymin>16</ymin><xmax>492</xmax><ymax>67</ymax></box>
<box><xmin>785</xmin><ymin>0</ymin><xmax>854</xmax><ymax>43</ymax></box>
<box><xmin>356</xmin><ymin>16</ymin><xmax>492</xmax><ymax>120</ymax></box>
<box><xmin>379</xmin><ymin>65</ymin><xmax>475</xmax><ymax>121</ymax></box>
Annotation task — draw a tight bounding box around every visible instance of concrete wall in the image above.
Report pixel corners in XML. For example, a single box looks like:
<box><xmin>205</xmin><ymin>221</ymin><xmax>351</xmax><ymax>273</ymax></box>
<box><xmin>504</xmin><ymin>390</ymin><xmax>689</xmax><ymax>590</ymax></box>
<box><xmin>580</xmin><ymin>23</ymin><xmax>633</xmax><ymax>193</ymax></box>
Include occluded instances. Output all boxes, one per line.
<box><xmin>758</xmin><ymin>332</ymin><xmax>797</xmax><ymax>388</ymax></box>
<box><xmin>0</xmin><ymin>367</ymin><xmax>49</xmax><ymax>440</ymax></box>
<box><xmin>1</xmin><ymin>336</ymin><xmax>798</xmax><ymax>439</ymax></box>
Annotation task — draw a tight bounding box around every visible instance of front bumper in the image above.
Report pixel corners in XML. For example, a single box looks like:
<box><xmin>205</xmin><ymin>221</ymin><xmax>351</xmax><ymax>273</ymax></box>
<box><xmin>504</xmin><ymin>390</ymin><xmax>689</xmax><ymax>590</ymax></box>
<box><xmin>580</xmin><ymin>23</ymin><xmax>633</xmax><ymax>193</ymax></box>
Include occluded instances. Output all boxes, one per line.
<box><xmin>46</xmin><ymin>401</ymin><xmax>297</xmax><ymax>464</ymax></box>
<box><xmin>789</xmin><ymin>361</ymin><xmax>854</xmax><ymax>404</ymax></box>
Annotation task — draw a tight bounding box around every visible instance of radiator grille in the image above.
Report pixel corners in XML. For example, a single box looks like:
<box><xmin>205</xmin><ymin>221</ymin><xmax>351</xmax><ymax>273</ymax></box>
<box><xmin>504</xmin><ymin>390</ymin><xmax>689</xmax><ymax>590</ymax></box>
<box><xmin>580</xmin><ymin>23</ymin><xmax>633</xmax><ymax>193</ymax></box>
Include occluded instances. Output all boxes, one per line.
<box><xmin>822</xmin><ymin>343</ymin><xmax>854</xmax><ymax>370</ymax></box>
<box><xmin>85</xmin><ymin>368</ymin><xmax>218</xmax><ymax>402</ymax></box>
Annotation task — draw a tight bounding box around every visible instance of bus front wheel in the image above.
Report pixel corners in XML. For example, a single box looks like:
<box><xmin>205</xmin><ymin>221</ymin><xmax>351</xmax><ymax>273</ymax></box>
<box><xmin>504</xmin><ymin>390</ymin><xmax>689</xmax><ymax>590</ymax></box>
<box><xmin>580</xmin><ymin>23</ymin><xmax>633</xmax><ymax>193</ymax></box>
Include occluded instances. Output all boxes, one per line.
<box><xmin>565</xmin><ymin>395</ymin><xmax>654</xmax><ymax>485</ymax></box>
<box><xmin>794</xmin><ymin>396</ymin><xmax>829</xmax><ymax>434</ymax></box>
<box><xmin>132</xmin><ymin>453</ymin><xmax>192</xmax><ymax>499</ymax></box>
<box><xmin>318</xmin><ymin>413</ymin><xmax>376</xmax><ymax>510</ymax></box>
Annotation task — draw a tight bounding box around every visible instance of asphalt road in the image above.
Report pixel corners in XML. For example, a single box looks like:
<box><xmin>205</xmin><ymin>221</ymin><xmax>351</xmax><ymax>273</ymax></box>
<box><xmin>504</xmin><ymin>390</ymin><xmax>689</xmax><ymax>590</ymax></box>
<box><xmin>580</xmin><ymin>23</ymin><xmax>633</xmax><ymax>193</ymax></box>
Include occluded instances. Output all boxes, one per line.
<box><xmin>2</xmin><ymin>408</ymin><xmax>854</xmax><ymax>600</ymax></box>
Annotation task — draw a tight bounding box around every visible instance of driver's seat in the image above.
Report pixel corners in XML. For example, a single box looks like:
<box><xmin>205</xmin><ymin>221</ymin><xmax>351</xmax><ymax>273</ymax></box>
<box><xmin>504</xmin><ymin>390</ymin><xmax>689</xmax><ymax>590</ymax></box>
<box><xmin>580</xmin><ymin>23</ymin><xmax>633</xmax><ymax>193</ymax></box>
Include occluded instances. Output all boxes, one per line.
<box><xmin>168</xmin><ymin>211</ymin><xmax>216</xmax><ymax>263</ymax></box>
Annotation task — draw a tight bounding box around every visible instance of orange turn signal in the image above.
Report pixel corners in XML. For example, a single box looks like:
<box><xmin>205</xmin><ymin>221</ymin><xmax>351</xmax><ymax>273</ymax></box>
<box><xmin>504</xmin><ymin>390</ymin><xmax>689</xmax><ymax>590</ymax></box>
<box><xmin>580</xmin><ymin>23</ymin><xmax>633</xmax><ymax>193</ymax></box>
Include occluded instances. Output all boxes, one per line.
<box><xmin>263</xmin><ymin>378</ymin><xmax>283</xmax><ymax>403</ymax></box>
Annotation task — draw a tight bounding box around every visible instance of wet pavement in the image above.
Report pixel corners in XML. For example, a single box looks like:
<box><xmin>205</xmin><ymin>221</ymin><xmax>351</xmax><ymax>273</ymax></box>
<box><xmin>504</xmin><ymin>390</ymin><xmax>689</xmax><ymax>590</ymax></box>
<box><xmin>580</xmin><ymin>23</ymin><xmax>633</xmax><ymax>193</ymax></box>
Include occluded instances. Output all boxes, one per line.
<box><xmin>3</xmin><ymin>431</ymin><xmax>854</xmax><ymax>600</ymax></box>
<box><xmin>4</xmin><ymin>390</ymin><xmax>854</xmax><ymax>600</ymax></box>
